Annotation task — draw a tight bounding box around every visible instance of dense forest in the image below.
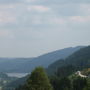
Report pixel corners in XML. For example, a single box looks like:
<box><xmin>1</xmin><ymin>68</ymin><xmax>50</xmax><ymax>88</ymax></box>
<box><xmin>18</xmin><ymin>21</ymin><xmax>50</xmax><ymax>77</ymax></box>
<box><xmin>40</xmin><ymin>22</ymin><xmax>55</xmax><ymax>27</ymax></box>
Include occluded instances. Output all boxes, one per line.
<box><xmin>15</xmin><ymin>46</ymin><xmax>90</xmax><ymax>90</ymax></box>
<box><xmin>16</xmin><ymin>67</ymin><xmax>90</xmax><ymax>90</ymax></box>
<box><xmin>47</xmin><ymin>46</ymin><xmax>90</xmax><ymax>75</ymax></box>
<box><xmin>2</xmin><ymin>46</ymin><xmax>90</xmax><ymax>90</ymax></box>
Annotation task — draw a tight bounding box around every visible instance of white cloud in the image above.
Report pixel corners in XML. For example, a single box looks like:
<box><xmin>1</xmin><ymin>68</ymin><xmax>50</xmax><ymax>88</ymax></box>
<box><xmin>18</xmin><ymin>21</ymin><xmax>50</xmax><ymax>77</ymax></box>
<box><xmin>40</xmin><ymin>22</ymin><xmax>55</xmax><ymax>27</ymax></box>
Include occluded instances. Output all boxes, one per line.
<box><xmin>0</xmin><ymin>0</ymin><xmax>90</xmax><ymax>57</ymax></box>
<box><xmin>45</xmin><ymin>16</ymin><xmax>90</xmax><ymax>25</ymax></box>
<box><xmin>69</xmin><ymin>16</ymin><xmax>90</xmax><ymax>22</ymax></box>
<box><xmin>26</xmin><ymin>0</ymin><xmax>37</xmax><ymax>3</ymax></box>
<box><xmin>27</xmin><ymin>5</ymin><xmax>51</xmax><ymax>12</ymax></box>
<box><xmin>0</xmin><ymin>4</ymin><xmax>16</xmax><ymax>9</ymax></box>
<box><xmin>79</xmin><ymin>4</ymin><xmax>90</xmax><ymax>15</ymax></box>
<box><xmin>0</xmin><ymin>4</ymin><xmax>18</xmax><ymax>24</ymax></box>
<box><xmin>80</xmin><ymin>4</ymin><xmax>90</xmax><ymax>10</ymax></box>
<box><xmin>46</xmin><ymin>17</ymin><xmax>66</xmax><ymax>25</ymax></box>
<box><xmin>53</xmin><ymin>17</ymin><xmax>66</xmax><ymax>24</ymax></box>
<box><xmin>0</xmin><ymin>11</ymin><xmax>16</xmax><ymax>24</ymax></box>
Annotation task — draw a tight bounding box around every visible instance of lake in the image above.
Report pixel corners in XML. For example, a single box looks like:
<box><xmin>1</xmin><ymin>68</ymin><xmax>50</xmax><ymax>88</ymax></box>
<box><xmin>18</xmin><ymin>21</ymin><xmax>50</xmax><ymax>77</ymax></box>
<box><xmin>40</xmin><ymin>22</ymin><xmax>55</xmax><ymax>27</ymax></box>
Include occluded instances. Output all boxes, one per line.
<box><xmin>6</xmin><ymin>73</ymin><xmax>29</xmax><ymax>78</ymax></box>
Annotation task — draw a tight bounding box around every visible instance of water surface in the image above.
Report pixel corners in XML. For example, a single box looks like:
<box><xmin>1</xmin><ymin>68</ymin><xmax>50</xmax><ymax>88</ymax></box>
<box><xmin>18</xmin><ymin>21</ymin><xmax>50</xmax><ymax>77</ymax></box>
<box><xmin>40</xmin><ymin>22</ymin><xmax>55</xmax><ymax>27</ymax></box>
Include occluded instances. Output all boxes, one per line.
<box><xmin>6</xmin><ymin>73</ymin><xmax>29</xmax><ymax>78</ymax></box>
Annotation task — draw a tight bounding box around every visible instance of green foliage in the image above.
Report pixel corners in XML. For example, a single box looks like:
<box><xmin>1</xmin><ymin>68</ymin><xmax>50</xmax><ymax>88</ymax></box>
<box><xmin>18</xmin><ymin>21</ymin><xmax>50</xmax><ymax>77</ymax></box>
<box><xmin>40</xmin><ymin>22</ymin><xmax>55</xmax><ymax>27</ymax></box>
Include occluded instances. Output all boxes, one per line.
<box><xmin>72</xmin><ymin>77</ymin><xmax>87</xmax><ymax>90</ymax></box>
<box><xmin>59</xmin><ymin>77</ymin><xmax>71</xmax><ymax>90</ymax></box>
<box><xmin>47</xmin><ymin>46</ymin><xmax>90</xmax><ymax>75</ymax></box>
<box><xmin>50</xmin><ymin>77</ymin><xmax>71</xmax><ymax>90</ymax></box>
<box><xmin>16</xmin><ymin>67</ymin><xmax>53</xmax><ymax>90</ymax></box>
<box><xmin>84</xmin><ymin>78</ymin><xmax>90</xmax><ymax>90</ymax></box>
<box><xmin>7</xmin><ymin>46</ymin><xmax>90</xmax><ymax>90</ymax></box>
<box><xmin>55</xmin><ymin>65</ymin><xmax>77</xmax><ymax>78</ymax></box>
<box><xmin>50</xmin><ymin>76</ymin><xmax>90</xmax><ymax>90</ymax></box>
<box><xmin>5</xmin><ymin>76</ymin><xmax>28</xmax><ymax>90</ymax></box>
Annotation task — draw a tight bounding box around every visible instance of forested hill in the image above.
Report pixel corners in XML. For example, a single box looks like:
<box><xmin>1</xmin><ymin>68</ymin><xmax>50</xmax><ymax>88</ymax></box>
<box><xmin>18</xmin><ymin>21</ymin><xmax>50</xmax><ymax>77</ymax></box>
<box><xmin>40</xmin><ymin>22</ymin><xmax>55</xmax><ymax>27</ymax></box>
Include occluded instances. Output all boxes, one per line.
<box><xmin>47</xmin><ymin>46</ymin><xmax>90</xmax><ymax>75</ymax></box>
<box><xmin>4</xmin><ymin>46</ymin><xmax>90</xmax><ymax>89</ymax></box>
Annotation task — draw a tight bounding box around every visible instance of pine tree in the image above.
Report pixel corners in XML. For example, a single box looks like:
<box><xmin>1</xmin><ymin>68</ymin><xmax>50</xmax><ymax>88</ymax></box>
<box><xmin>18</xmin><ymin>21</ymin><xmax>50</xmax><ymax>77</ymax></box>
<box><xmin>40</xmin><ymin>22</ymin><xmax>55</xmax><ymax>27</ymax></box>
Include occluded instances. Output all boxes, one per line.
<box><xmin>26</xmin><ymin>67</ymin><xmax>53</xmax><ymax>90</ymax></box>
<box><xmin>72</xmin><ymin>77</ymin><xmax>87</xmax><ymax>90</ymax></box>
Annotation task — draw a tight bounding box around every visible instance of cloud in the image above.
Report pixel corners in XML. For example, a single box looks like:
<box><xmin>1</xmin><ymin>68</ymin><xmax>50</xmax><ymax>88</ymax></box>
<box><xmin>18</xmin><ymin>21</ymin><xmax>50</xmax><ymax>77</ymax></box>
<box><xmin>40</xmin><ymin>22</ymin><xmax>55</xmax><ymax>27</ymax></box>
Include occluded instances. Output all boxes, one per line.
<box><xmin>79</xmin><ymin>4</ymin><xmax>90</xmax><ymax>15</ymax></box>
<box><xmin>27</xmin><ymin>5</ymin><xmax>51</xmax><ymax>12</ymax></box>
<box><xmin>26</xmin><ymin>0</ymin><xmax>37</xmax><ymax>3</ymax></box>
<box><xmin>0</xmin><ymin>4</ymin><xmax>18</xmax><ymax>24</ymax></box>
<box><xmin>46</xmin><ymin>0</ymin><xmax>90</xmax><ymax>4</ymax></box>
<box><xmin>45</xmin><ymin>17</ymin><xmax>66</xmax><ymax>25</ymax></box>
<box><xmin>0</xmin><ymin>0</ymin><xmax>22</xmax><ymax>4</ymax></box>
<box><xmin>69</xmin><ymin>16</ymin><xmax>90</xmax><ymax>22</ymax></box>
<box><xmin>80</xmin><ymin>4</ymin><xmax>90</xmax><ymax>9</ymax></box>
<box><xmin>0</xmin><ymin>0</ymin><xmax>90</xmax><ymax>57</ymax></box>
<box><xmin>0</xmin><ymin>30</ymin><xmax>14</xmax><ymax>38</ymax></box>
<box><xmin>0</xmin><ymin>5</ymin><xmax>14</xmax><ymax>9</ymax></box>
<box><xmin>44</xmin><ymin>16</ymin><xmax>90</xmax><ymax>25</ymax></box>
<box><xmin>0</xmin><ymin>4</ymin><xmax>20</xmax><ymax>9</ymax></box>
<box><xmin>0</xmin><ymin>31</ymin><xmax>8</xmax><ymax>37</ymax></box>
<box><xmin>0</xmin><ymin>11</ymin><xmax>16</xmax><ymax>24</ymax></box>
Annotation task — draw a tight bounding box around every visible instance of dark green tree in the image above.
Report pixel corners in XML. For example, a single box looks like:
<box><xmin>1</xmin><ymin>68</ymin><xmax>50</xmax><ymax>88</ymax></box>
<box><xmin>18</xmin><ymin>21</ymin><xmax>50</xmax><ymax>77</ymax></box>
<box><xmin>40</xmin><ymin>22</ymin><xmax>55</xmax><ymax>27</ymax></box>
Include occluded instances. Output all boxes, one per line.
<box><xmin>50</xmin><ymin>76</ymin><xmax>60</xmax><ymax>90</ymax></box>
<box><xmin>17</xmin><ymin>67</ymin><xmax>53</xmax><ymax>90</ymax></box>
<box><xmin>27</xmin><ymin>67</ymin><xmax>53</xmax><ymax>90</ymax></box>
<box><xmin>83</xmin><ymin>78</ymin><xmax>90</xmax><ymax>90</ymax></box>
<box><xmin>73</xmin><ymin>77</ymin><xmax>87</xmax><ymax>90</ymax></box>
<box><xmin>59</xmin><ymin>77</ymin><xmax>71</xmax><ymax>90</ymax></box>
<box><xmin>50</xmin><ymin>76</ymin><xmax>71</xmax><ymax>90</ymax></box>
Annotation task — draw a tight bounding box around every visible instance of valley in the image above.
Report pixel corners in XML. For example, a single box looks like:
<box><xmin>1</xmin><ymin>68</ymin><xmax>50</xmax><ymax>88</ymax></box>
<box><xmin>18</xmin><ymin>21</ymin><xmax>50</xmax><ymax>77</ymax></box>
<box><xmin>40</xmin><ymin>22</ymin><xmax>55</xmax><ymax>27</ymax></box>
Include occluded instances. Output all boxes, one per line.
<box><xmin>0</xmin><ymin>46</ymin><xmax>90</xmax><ymax>90</ymax></box>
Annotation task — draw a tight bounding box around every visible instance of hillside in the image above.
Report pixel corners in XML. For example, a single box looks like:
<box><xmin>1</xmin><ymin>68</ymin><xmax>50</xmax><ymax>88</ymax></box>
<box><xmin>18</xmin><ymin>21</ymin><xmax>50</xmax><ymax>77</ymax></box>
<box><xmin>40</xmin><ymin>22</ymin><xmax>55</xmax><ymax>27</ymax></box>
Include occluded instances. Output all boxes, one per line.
<box><xmin>0</xmin><ymin>58</ymin><xmax>34</xmax><ymax>73</ymax></box>
<box><xmin>0</xmin><ymin>46</ymin><xmax>83</xmax><ymax>73</ymax></box>
<box><xmin>4</xmin><ymin>46</ymin><xmax>90</xmax><ymax>89</ymax></box>
<box><xmin>81</xmin><ymin>68</ymin><xmax>90</xmax><ymax>76</ymax></box>
<box><xmin>47</xmin><ymin>46</ymin><xmax>90</xmax><ymax>75</ymax></box>
<box><xmin>0</xmin><ymin>72</ymin><xmax>17</xmax><ymax>89</ymax></box>
<box><xmin>4</xmin><ymin>76</ymin><xmax>28</xmax><ymax>90</ymax></box>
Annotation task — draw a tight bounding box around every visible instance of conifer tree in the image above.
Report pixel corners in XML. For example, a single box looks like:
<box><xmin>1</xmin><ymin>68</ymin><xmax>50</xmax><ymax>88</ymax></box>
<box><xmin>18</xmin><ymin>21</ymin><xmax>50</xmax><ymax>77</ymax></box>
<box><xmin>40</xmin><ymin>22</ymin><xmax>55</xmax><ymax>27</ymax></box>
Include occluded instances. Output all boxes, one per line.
<box><xmin>26</xmin><ymin>67</ymin><xmax>53</xmax><ymax>90</ymax></box>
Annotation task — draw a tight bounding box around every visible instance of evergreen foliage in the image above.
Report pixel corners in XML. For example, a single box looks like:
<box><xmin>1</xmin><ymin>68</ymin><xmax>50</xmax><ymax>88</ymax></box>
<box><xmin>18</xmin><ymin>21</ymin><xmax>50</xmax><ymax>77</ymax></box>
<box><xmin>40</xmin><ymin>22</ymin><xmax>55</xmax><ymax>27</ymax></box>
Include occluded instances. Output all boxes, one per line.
<box><xmin>16</xmin><ymin>67</ymin><xmax>53</xmax><ymax>90</ymax></box>
<box><xmin>47</xmin><ymin>46</ymin><xmax>90</xmax><ymax>75</ymax></box>
<box><xmin>72</xmin><ymin>77</ymin><xmax>87</xmax><ymax>90</ymax></box>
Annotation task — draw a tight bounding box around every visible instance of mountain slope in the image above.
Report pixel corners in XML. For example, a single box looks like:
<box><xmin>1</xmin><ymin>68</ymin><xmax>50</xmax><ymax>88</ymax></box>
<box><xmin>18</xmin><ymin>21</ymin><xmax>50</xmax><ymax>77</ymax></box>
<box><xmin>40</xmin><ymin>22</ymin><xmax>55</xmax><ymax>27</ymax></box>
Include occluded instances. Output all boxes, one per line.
<box><xmin>31</xmin><ymin>46</ymin><xmax>84</xmax><ymax>67</ymax></box>
<box><xmin>19</xmin><ymin>46</ymin><xmax>84</xmax><ymax>73</ymax></box>
<box><xmin>47</xmin><ymin>46</ymin><xmax>90</xmax><ymax>75</ymax></box>
<box><xmin>0</xmin><ymin>58</ymin><xmax>34</xmax><ymax>72</ymax></box>
<box><xmin>0</xmin><ymin>46</ymin><xmax>83</xmax><ymax>73</ymax></box>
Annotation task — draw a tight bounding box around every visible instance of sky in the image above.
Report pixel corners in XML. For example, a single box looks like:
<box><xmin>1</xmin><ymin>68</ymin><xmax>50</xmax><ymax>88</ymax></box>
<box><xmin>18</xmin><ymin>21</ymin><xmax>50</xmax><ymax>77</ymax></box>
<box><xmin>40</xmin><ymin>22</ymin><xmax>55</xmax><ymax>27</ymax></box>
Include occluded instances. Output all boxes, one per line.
<box><xmin>0</xmin><ymin>0</ymin><xmax>90</xmax><ymax>57</ymax></box>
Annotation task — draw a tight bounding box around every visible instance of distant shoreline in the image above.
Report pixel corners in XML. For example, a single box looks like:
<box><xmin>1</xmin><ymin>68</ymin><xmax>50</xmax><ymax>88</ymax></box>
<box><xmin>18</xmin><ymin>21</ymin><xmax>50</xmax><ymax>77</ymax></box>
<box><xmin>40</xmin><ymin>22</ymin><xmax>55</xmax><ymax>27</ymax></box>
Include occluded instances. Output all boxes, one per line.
<box><xmin>6</xmin><ymin>73</ymin><xmax>29</xmax><ymax>78</ymax></box>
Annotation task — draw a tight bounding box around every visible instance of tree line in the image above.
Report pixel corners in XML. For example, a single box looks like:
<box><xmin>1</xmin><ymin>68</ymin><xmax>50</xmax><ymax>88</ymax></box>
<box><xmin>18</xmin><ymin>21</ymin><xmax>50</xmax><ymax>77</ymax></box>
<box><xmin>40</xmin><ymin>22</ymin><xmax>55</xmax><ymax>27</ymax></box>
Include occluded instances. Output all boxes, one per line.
<box><xmin>16</xmin><ymin>67</ymin><xmax>90</xmax><ymax>90</ymax></box>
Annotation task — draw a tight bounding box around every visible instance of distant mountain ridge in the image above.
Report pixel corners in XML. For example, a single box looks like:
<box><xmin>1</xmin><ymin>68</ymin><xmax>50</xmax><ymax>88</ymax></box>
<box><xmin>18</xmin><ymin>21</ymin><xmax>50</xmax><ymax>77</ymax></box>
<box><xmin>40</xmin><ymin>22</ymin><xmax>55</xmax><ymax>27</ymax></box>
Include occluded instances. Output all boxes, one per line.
<box><xmin>29</xmin><ymin>46</ymin><xmax>85</xmax><ymax>68</ymax></box>
<box><xmin>47</xmin><ymin>46</ymin><xmax>90</xmax><ymax>75</ymax></box>
<box><xmin>0</xmin><ymin>46</ymin><xmax>84</xmax><ymax>73</ymax></box>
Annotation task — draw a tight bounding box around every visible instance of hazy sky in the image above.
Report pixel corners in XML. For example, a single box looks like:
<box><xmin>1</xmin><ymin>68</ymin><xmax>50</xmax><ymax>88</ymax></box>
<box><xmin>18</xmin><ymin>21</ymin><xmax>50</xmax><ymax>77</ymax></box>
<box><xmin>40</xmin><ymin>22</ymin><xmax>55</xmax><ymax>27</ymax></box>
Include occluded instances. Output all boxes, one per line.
<box><xmin>0</xmin><ymin>0</ymin><xmax>90</xmax><ymax>57</ymax></box>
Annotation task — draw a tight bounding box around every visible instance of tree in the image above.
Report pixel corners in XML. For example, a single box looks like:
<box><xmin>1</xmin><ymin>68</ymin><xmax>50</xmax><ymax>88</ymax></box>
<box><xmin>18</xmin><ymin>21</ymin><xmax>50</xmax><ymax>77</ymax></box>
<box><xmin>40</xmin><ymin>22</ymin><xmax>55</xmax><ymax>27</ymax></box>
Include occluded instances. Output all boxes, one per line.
<box><xmin>72</xmin><ymin>77</ymin><xmax>87</xmax><ymax>90</ymax></box>
<box><xmin>83</xmin><ymin>78</ymin><xmax>90</xmax><ymax>90</ymax></box>
<box><xmin>59</xmin><ymin>77</ymin><xmax>71</xmax><ymax>90</ymax></box>
<box><xmin>50</xmin><ymin>76</ymin><xmax>60</xmax><ymax>90</ymax></box>
<box><xmin>50</xmin><ymin>76</ymin><xmax>71</xmax><ymax>90</ymax></box>
<box><xmin>18</xmin><ymin>67</ymin><xmax>53</xmax><ymax>90</ymax></box>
